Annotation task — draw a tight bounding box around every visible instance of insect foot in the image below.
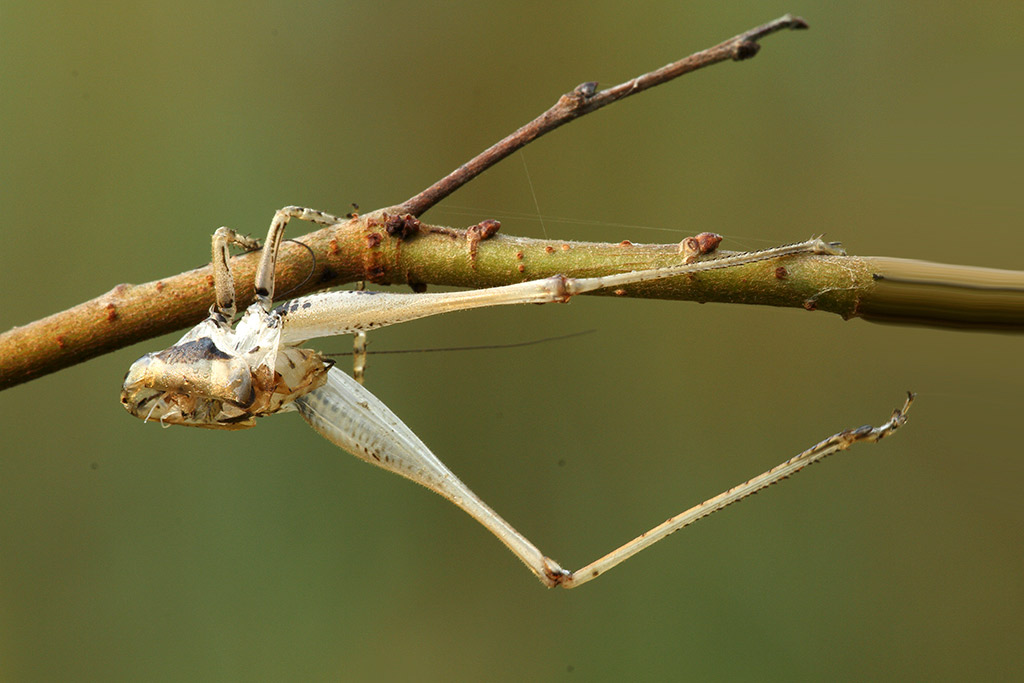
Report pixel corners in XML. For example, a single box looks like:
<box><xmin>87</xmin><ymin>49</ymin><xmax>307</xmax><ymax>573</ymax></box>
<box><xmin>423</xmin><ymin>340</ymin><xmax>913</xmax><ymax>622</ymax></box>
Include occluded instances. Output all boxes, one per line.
<box><xmin>542</xmin><ymin>558</ymin><xmax>573</xmax><ymax>588</ymax></box>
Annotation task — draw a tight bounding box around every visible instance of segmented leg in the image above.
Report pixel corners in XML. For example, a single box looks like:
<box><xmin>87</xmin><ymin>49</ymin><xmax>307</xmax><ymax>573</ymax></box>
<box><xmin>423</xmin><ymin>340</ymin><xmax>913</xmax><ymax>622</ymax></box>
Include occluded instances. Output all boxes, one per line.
<box><xmin>249</xmin><ymin>207</ymin><xmax>902</xmax><ymax>588</ymax></box>
<box><xmin>253</xmin><ymin>206</ymin><xmax>347</xmax><ymax>311</ymax></box>
<box><xmin>129</xmin><ymin>206</ymin><xmax>909</xmax><ymax>588</ymax></box>
<box><xmin>277</xmin><ymin>237</ymin><xmax>843</xmax><ymax>344</ymax></box>
<box><xmin>559</xmin><ymin>393</ymin><xmax>914</xmax><ymax>588</ymax></box>
<box><xmin>352</xmin><ymin>281</ymin><xmax>368</xmax><ymax>384</ymax></box>
<box><xmin>298</xmin><ymin>370</ymin><xmax>913</xmax><ymax>588</ymax></box>
<box><xmin>211</xmin><ymin>227</ymin><xmax>260</xmax><ymax>320</ymax></box>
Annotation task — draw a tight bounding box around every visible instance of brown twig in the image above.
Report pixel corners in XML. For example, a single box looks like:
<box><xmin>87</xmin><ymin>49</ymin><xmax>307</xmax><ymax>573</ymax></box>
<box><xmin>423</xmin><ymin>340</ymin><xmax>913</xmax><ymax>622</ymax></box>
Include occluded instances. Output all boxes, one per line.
<box><xmin>397</xmin><ymin>14</ymin><xmax>808</xmax><ymax>217</ymax></box>
<box><xmin>0</xmin><ymin>15</ymin><xmax>811</xmax><ymax>392</ymax></box>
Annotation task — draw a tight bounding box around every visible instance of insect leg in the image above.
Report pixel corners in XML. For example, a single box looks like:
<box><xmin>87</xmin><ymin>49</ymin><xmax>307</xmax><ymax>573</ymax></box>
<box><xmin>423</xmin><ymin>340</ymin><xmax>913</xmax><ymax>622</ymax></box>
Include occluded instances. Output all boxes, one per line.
<box><xmin>253</xmin><ymin>206</ymin><xmax>347</xmax><ymax>311</ymax></box>
<box><xmin>559</xmin><ymin>393</ymin><xmax>914</xmax><ymax>588</ymax></box>
<box><xmin>295</xmin><ymin>368</ymin><xmax>567</xmax><ymax>586</ymax></box>
<box><xmin>211</xmin><ymin>228</ymin><xmax>260</xmax><ymax>319</ymax></box>
<box><xmin>352</xmin><ymin>280</ymin><xmax>368</xmax><ymax>384</ymax></box>
<box><xmin>298</xmin><ymin>369</ymin><xmax>912</xmax><ymax>588</ymax></box>
<box><xmin>277</xmin><ymin>237</ymin><xmax>843</xmax><ymax>344</ymax></box>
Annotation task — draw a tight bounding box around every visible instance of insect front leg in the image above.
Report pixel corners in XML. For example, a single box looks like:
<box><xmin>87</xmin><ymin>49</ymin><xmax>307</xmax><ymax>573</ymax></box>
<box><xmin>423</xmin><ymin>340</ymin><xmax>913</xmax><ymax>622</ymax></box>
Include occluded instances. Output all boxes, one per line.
<box><xmin>211</xmin><ymin>203</ymin><xmax>345</xmax><ymax>319</ymax></box>
<box><xmin>253</xmin><ymin>206</ymin><xmax>347</xmax><ymax>311</ymax></box>
<box><xmin>210</xmin><ymin>227</ymin><xmax>260</xmax><ymax>319</ymax></box>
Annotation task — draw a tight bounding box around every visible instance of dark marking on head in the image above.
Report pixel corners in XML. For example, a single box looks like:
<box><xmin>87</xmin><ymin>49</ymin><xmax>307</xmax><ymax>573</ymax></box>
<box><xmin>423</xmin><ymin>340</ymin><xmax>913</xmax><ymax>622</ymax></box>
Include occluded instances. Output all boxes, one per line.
<box><xmin>156</xmin><ymin>337</ymin><xmax>234</xmax><ymax>363</ymax></box>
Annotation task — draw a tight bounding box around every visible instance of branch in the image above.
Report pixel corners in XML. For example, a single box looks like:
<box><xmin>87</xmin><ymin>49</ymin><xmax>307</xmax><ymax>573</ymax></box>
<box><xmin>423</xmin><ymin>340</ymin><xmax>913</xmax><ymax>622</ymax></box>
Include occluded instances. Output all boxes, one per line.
<box><xmin>3</xmin><ymin>212</ymin><xmax>1021</xmax><ymax>390</ymax></box>
<box><xmin>0</xmin><ymin>15</ymin><xmax>811</xmax><ymax>391</ymax></box>
<box><xmin>2</xmin><ymin>15</ymin><xmax>1021</xmax><ymax>393</ymax></box>
<box><xmin>397</xmin><ymin>13</ymin><xmax>808</xmax><ymax>217</ymax></box>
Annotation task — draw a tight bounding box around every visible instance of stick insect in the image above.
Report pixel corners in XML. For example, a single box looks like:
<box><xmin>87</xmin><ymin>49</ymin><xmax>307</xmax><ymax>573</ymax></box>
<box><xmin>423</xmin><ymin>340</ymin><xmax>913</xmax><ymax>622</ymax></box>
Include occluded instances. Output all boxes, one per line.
<box><xmin>121</xmin><ymin>206</ymin><xmax>913</xmax><ymax>589</ymax></box>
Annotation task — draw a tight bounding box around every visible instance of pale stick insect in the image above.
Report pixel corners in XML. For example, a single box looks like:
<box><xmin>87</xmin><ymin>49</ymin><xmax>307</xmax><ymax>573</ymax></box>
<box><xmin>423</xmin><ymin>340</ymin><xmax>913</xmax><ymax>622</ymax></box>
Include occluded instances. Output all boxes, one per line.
<box><xmin>121</xmin><ymin>206</ymin><xmax>914</xmax><ymax>589</ymax></box>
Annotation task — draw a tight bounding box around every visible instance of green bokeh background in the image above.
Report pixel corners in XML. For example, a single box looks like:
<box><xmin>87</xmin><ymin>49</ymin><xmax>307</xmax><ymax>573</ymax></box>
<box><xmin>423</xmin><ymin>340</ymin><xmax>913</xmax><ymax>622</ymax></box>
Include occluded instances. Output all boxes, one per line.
<box><xmin>2</xmin><ymin>3</ymin><xmax>1022</xmax><ymax>681</ymax></box>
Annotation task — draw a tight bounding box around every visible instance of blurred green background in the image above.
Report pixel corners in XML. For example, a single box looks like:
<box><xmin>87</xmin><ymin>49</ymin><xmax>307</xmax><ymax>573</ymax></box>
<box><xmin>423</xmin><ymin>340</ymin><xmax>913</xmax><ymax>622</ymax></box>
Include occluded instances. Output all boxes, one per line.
<box><xmin>2</xmin><ymin>2</ymin><xmax>1022</xmax><ymax>681</ymax></box>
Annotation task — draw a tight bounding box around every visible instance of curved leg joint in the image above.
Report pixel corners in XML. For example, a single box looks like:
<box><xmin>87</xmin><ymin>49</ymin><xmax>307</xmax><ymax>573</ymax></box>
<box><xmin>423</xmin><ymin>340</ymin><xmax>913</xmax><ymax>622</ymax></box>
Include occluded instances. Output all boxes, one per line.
<box><xmin>541</xmin><ymin>557</ymin><xmax>573</xmax><ymax>588</ymax></box>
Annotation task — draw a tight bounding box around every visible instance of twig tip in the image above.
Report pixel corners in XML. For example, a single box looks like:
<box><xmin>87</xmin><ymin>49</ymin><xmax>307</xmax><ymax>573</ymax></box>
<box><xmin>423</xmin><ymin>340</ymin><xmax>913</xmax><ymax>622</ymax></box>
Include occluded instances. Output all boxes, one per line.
<box><xmin>733</xmin><ymin>14</ymin><xmax>810</xmax><ymax>60</ymax></box>
<box><xmin>782</xmin><ymin>14</ymin><xmax>809</xmax><ymax>30</ymax></box>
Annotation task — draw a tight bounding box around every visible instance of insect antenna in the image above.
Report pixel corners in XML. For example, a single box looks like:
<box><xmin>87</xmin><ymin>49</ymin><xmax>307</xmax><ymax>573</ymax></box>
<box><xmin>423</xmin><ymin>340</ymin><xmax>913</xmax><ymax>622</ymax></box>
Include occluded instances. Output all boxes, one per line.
<box><xmin>323</xmin><ymin>329</ymin><xmax>596</xmax><ymax>358</ymax></box>
<box><xmin>275</xmin><ymin>239</ymin><xmax>317</xmax><ymax>301</ymax></box>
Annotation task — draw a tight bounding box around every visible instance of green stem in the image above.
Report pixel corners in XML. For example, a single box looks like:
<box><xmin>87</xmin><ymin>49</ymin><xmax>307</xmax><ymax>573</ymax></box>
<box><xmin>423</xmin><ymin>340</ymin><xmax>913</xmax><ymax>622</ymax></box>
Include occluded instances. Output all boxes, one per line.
<box><xmin>1</xmin><ymin>214</ymin><xmax>1020</xmax><ymax>392</ymax></box>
